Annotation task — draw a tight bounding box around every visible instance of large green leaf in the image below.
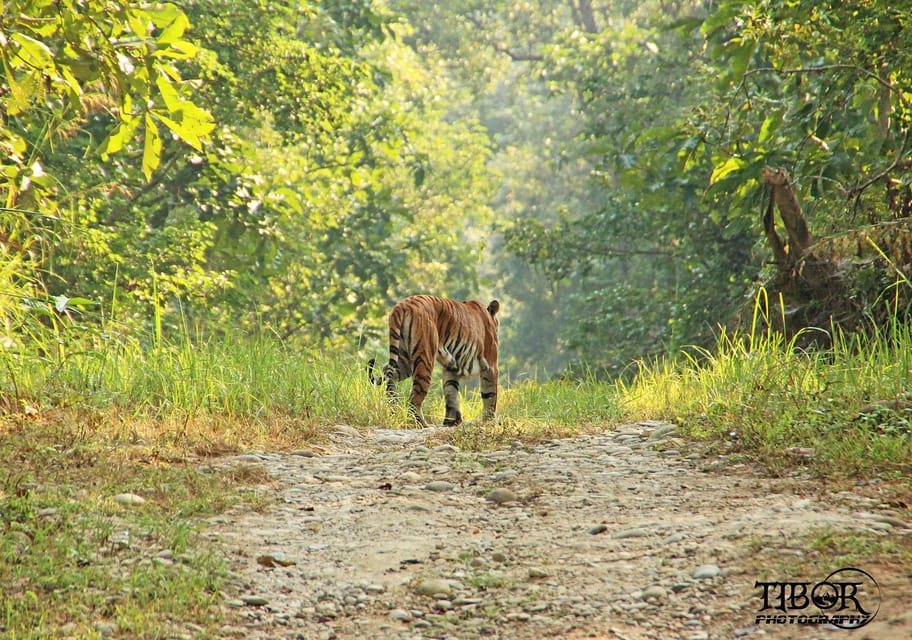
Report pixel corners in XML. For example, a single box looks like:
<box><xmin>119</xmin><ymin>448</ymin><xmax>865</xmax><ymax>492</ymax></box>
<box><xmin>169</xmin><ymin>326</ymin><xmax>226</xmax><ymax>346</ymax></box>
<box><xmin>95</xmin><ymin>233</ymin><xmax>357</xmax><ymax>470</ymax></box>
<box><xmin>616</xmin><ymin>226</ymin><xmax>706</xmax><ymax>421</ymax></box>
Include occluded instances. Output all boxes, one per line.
<box><xmin>142</xmin><ymin>114</ymin><xmax>162</xmax><ymax>180</ymax></box>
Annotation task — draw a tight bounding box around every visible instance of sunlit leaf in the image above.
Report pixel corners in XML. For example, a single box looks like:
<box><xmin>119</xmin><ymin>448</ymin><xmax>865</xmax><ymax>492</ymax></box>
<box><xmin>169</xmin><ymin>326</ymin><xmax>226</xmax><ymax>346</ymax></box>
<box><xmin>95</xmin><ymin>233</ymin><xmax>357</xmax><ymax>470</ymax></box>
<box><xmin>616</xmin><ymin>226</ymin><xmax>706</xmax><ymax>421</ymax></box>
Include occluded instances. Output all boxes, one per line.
<box><xmin>101</xmin><ymin>112</ymin><xmax>141</xmax><ymax>158</ymax></box>
<box><xmin>156</xmin><ymin>11</ymin><xmax>190</xmax><ymax>45</ymax></box>
<box><xmin>155</xmin><ymin>72</ymin><xmax>181</xmax><ymax>112</ymax></box>
<box><xmin>5</xmin><ymin>72</ymin><xmax>38</xmax><ymax>115</ymax></box>
<box><xmin>142</xmin><ymin>114</ymin><xmax>162</xmax><ymax>180</ymax></box>
<box><xmin>152</xmin><ymin>40</ymin><xmax>198</xmax><ymax>60</ymax></box>
<box><xmin>126</xmin><ymin>8</ymin><xmax>151</xmax><ymax>38</ymax></box>
<box><xmin>758</xmin><ymin>112</ymin><xmax>782</xmax><ymax>144</ymax></box>
<box><xmin>710</xmin><ymin>156</ymin><xmax>746</xmax><ymax>185</ymax></box>
<box><xmin>10</xmin><ymin>33</ymin><xmax>55</xmax><ymax>69</ymax></box>
<box><xmin>729</xmin><ymin>38</ymin><xmax>756</xmax><ymax>80</ymax></box>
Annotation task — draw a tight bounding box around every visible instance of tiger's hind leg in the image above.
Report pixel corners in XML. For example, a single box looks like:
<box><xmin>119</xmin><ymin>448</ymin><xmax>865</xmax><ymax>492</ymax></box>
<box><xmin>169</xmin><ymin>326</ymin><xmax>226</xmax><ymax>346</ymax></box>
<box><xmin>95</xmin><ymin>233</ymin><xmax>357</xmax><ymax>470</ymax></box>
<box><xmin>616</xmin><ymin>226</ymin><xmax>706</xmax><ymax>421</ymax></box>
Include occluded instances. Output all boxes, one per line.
<box><xmin>408</xmin><ymin>352</ymin><xmax>433</xmax><ymax>428</ymax></box>
<box><xmin>479</xmin><ymin>364</ymin><xmax>498</xmax><ymax>422</ymax></box>
<box><xmin>441</xmin><ymin>371</ymin><xmax>462</xmax><ymax>427</ymax></box>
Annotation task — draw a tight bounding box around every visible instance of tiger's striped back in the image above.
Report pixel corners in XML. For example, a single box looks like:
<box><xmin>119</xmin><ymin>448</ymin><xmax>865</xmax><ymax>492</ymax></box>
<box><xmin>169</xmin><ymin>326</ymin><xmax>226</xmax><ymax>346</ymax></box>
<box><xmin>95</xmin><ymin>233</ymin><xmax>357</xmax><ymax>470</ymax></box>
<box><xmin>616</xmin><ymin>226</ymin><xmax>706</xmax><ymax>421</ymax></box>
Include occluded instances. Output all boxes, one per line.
<box><xmin>369</xmin><ymin>295</ymin><xmax>500</xmax><ymax>427</ymax></box>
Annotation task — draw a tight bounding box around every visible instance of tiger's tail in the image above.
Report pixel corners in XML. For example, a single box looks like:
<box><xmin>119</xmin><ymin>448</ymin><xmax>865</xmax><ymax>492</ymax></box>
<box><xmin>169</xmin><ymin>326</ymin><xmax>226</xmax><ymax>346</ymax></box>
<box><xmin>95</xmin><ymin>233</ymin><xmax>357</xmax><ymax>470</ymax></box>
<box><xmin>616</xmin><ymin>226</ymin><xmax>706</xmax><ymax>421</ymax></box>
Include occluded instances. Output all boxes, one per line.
<box><xmin>367</xmin><ymin>358</ymin><xmax>384</xmax><ymax>386</ymax></box>
<box><xmin>369</xmin><ymin>302</ymin><xmax>412</xmax><ymax>394</ymax></box>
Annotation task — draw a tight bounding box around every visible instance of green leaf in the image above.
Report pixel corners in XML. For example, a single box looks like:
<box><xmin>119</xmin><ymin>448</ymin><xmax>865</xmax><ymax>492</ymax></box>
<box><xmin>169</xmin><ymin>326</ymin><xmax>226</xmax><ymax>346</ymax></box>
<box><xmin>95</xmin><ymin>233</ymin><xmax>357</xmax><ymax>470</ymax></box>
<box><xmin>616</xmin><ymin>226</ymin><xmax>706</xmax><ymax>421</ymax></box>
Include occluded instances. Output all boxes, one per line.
<box><xmin>126</xmin><ymin>8</ymin><xmax>151</xmax><ymax>39</ymax></box>
<box><xmin>155</xmin><ymin>72</ymin><xmax>182</xmax><ymax>112</ymax></box>
<box><xmin>152</xmin><ymin>103</ymin><xmax>214</xmax><ymax>151</ymax></box>
<box><xmin>5</xmin><ymin>72</ymin><xmax>38</xmax><ymax>116</ymax></box>
<box><xmin>143</xmin><ymin>114</ymin><xmax>162</xmax><ymax>180</ymax></box>
<box><xmin>147</xmin><ymin>2</ymin><xmax>185</xmax><ymax>29</ymax></box>
<box><xmin>635</xmin><ymin>126</ymin><xmax>680</xmax><ymax>146</ymax></box>
<box><xmin>710</xmin><ymin>156</ymin><xmax>746</xmax><ymax>185</ymax></box>
<box><xmin>758</xmin><ymin>112</ymin><xmax>782</xmax><ymax>144</ymax></box>
<box><xmin>156</xmin><ymin>11</ymin><xmax>190</xmax><ymax>45</ymax></box>
<box><xmin>729</xmin><ymin>38</ymin><xmax>756</xmax><ymax>80</ymax></box>
<box><xmin>64</xmin><ymin>297</ymin><xmax>97</xmax><ymax>308</ymax></box>
<box><xmin>101</xmin><ymin>113</ymin><xmax>141</xmax><ymax>159</ymax></box>
<box><xmin>700</xmin><ymin>1</ymin><xmax>747</xmax><ymax>35</ymax></box>
<box><xmin>10</xmin><ymin>33</ymin><xmax>55</xmax><ymax>70</ymax></box>
<box><xmin>152</xmin><ymin>40</ymin><xmax>198</xmax><ymax>60</ymax></box>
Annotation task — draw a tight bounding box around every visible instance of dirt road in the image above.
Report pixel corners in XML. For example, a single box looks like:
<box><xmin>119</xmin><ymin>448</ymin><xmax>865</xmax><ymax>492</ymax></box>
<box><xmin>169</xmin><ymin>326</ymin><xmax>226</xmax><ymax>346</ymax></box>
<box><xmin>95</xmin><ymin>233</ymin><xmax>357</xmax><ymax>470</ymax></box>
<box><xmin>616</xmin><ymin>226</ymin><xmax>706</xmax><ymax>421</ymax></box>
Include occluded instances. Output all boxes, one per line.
<box><xmin>206</xmin><ymin>422</ymin><xmax>911</xmax><ymax>639</ymax></box>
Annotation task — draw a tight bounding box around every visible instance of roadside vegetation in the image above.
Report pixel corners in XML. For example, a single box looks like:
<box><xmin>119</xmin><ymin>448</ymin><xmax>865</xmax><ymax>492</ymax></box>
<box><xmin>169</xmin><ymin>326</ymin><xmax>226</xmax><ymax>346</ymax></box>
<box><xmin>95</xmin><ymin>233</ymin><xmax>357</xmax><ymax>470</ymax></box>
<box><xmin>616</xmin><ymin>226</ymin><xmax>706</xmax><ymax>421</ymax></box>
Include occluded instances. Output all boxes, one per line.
<box><xmin>3</xmin><ymin>311</ymin><xmax>911</xmax><ymax>636</ymax></box>
<box><xmin>621</xmin><ymin>294</ymin><xmax>912</xmax><ymax>482</ymax></box>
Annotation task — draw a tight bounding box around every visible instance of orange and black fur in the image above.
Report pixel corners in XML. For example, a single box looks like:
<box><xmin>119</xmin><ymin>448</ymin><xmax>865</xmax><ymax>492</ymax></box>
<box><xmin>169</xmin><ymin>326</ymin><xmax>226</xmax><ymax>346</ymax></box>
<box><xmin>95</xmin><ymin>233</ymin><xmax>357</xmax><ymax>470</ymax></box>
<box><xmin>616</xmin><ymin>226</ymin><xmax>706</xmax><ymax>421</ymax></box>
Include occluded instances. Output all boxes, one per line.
<box><xmin>368</xmin><ymin>295</ymin><xmax>500</xmax><ymax>427</ymax></box>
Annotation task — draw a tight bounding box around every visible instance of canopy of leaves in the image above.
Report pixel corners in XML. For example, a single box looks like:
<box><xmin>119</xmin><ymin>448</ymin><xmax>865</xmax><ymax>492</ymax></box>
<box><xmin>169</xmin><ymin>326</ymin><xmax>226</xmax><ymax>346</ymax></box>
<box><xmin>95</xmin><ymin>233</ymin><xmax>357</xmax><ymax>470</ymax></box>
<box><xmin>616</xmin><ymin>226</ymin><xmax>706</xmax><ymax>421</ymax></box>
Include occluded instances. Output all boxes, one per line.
<box><xmin>1</xmin><ymin>0</ymin><xmax>494</xmax><ymax>354</ymax></box>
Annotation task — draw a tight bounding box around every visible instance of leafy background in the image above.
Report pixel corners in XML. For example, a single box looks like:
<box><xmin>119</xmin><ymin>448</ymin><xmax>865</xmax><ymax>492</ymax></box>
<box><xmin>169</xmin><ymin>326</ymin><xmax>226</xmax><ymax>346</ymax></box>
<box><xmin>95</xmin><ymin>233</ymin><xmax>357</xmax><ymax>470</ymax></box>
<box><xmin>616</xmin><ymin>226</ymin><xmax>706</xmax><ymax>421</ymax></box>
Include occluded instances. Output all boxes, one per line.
<box><xmin>3</xmin><ymin>0</ymin><xmax>911</xmax><ymax>374</ymax></box>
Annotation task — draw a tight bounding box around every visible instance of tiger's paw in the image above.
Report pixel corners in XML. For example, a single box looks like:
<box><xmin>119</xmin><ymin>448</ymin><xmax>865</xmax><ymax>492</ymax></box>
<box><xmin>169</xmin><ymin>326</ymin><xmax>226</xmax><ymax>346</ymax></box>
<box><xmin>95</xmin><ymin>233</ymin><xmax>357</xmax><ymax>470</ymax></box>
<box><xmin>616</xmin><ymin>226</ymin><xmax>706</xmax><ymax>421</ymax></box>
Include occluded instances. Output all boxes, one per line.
<box><xmin>443</xmin><ymin>411</ymin><xmax>463</xmax><ymax>427</ymax></box>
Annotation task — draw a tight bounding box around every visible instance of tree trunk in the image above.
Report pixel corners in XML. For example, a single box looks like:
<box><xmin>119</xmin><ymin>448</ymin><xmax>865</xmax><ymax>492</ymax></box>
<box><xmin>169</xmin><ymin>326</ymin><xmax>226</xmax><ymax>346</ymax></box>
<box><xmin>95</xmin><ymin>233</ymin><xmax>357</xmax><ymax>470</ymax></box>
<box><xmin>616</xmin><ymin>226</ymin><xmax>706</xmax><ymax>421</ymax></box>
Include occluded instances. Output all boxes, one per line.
<box><xmin>569</xmin><ymin>0</ymin><xmax>598</xmax><ymax>33</ymax></box>
<box><xmin>760</xmin><ymin>166</ymin><xmax>812</xmax><ymax>265</ymax></box>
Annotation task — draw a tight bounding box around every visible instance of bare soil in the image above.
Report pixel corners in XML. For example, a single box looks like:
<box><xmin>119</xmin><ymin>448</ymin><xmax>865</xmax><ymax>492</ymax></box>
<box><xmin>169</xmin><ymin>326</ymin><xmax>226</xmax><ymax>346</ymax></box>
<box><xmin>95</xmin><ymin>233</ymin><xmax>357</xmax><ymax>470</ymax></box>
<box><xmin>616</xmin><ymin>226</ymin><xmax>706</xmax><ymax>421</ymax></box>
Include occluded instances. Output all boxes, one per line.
<box><xmin>206</xmin><ymin>422</ymin><xmax>912</xmax><ymax>640</ymax></box>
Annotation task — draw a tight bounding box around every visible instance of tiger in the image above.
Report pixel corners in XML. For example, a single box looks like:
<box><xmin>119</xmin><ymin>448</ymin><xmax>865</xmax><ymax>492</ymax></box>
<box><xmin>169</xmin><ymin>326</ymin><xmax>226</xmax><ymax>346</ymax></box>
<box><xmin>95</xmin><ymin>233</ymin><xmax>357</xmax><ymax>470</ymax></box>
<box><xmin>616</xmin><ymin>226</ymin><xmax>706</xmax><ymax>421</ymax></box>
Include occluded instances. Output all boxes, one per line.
<box><xmin>368</xmin><ymin>295</ymin><xmax>500</xmax><ymax>428</ymax></box>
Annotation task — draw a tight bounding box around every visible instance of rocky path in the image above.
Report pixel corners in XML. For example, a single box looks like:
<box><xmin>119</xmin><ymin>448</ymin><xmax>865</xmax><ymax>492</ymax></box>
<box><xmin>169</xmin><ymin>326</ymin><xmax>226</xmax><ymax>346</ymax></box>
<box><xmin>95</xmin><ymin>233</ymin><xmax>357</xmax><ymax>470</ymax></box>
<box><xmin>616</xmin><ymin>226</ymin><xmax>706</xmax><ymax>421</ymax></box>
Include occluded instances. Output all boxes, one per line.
<box><xmin>206</xmin><ymin>422</ymin><xmax>911</xmax><ymax>640</ymax></box>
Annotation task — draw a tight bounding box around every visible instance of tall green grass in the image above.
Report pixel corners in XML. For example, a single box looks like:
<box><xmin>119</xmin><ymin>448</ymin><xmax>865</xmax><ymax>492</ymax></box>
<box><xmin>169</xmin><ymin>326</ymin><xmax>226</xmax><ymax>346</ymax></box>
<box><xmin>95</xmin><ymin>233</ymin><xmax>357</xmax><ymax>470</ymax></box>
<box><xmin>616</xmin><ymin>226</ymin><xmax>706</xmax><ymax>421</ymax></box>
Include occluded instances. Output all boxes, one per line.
<box><xmin>3</xmin><ymin>301</ymin><xmax>910</xmax><ymax>480</ymax></box>
<box><xmin>2</xmin><ymin>328</ymin><xmax>621</xmax><ymax>439</ymax></box>
<box><xmin>2</xmin><ymin>332</ymin><xmax>390</xmax><ymax>424</ymax></box>
<box><xmin>619</xmin><ymin>299</ymin><xmax>912</xmax><ymax>480</ymax></box>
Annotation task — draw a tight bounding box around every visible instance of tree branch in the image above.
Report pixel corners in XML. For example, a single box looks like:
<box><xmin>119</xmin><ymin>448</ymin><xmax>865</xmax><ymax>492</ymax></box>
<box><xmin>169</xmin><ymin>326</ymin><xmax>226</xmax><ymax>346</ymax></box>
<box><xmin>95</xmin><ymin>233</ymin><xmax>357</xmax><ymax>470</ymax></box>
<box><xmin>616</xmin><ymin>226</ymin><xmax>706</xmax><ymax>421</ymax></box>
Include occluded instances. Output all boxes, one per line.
<box><xmin>463</xmin><ymin>14</ymin><xmax>543</xmax><ymax>62</ymax></box>
<box><xmin>748</xmin><ymin>64</ymin><xmax>911</xmax><ymax>110</ymax></box>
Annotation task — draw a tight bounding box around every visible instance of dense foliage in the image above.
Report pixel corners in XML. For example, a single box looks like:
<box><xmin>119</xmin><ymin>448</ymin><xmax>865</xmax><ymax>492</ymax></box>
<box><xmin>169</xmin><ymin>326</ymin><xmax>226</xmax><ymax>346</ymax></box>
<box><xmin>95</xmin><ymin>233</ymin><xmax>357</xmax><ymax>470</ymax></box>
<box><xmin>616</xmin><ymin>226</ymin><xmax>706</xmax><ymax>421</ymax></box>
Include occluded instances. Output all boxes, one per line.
<box><xmin>2</xmin><ymin>0</ymin><xmax>911</xmax><ymax>375</ymax></box>
<box><xmin>2</xmin><ymin>0</ymin><xmax>493</xmax><ymax>354</ymax></box>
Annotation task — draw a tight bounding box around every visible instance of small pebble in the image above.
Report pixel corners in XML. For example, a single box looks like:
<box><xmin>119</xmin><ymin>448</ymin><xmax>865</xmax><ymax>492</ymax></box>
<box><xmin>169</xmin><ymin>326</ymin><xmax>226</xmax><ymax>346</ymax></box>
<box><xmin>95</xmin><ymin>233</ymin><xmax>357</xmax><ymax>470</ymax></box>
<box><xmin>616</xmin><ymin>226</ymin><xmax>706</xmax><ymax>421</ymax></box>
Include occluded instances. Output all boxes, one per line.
<box><xmin>424</xmin><ymin>481</ymin><xmax>455</xmax><ymax>492</ymax></box>
<box><xmin>390</xmin><ymin>608</ymin><xmax>412</xmax><ymax>622</ymax></box>
<box><xmin>642</xmin><ymin>585</ymin><xmax>667</xmax><ymax>602</ymax></box>
<box><xmin>494</xmin><ymin>469</ymin><xmax>518</xmax><ymax>482</ymax></box>
<box><xmin>414</xmin><ymin>579</ymin><xmax>452</xmax><ymax>597</ymax></box>
<box><xmin>486</xmin><ymin>488</ymin><xmax>519</xmax><ymax>504</ymax></box>
<box><xmin>691</xmin><ymin>564</ymin><xmax>721</xmax><ymax>580</ymax></box>
<box><xmin>434</xmin><ymin>444</ymin><xmax>460</xmax><ymax>453</ymax></box>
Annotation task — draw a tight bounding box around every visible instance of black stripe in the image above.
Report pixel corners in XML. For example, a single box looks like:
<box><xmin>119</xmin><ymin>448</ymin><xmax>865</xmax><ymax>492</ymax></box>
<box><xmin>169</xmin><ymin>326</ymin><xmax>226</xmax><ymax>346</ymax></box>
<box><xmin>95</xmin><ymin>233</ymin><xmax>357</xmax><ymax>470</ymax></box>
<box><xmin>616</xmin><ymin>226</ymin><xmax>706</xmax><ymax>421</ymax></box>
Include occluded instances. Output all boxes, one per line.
<box><xmin>444</xmin><ymin>380</ymin><xmax>459</xmax><ymax>390</ymax></box>
<box><xmin>481</xmin><ymin>392</ymin><xmax>495</xmax><ymax>399</ymax></box>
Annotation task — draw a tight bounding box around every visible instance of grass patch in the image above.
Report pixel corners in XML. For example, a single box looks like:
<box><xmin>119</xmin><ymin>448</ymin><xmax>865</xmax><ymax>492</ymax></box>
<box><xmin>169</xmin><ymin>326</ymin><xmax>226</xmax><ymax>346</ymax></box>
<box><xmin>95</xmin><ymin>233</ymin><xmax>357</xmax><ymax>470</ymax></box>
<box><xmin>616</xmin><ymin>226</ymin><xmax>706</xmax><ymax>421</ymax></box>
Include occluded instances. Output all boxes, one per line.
<box><xmin>808</xmin><ymin>528</ymin><xmax>912</xmax><ymax>568</ymax></box>
<box><xmin>426</xmin><ymin>371</ymin><xmax>620</xmax><ymax>450</ymax></box>
<box><xmin>0</xmin><ymin>414</ymin><xmax>267</xmax><ymax>639</ymax></box>
<box><xmin>3</xmin><ymin>332</ymin><xmax>390</xmax><ymax>429</ymax></box>
<box><xmin>0</xmin><ymin>331</ymin><xmax>622</xmax><ymax>635</ymax></box>
<box><xmin>618</xmin><ymin>323</ymin><xmax>912</xmax><ymax>482</ymax></box>
<box><xmin>746</xmin><ymin>527</ymin><xmax>912</xmax><ymax>587</ymax></box>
